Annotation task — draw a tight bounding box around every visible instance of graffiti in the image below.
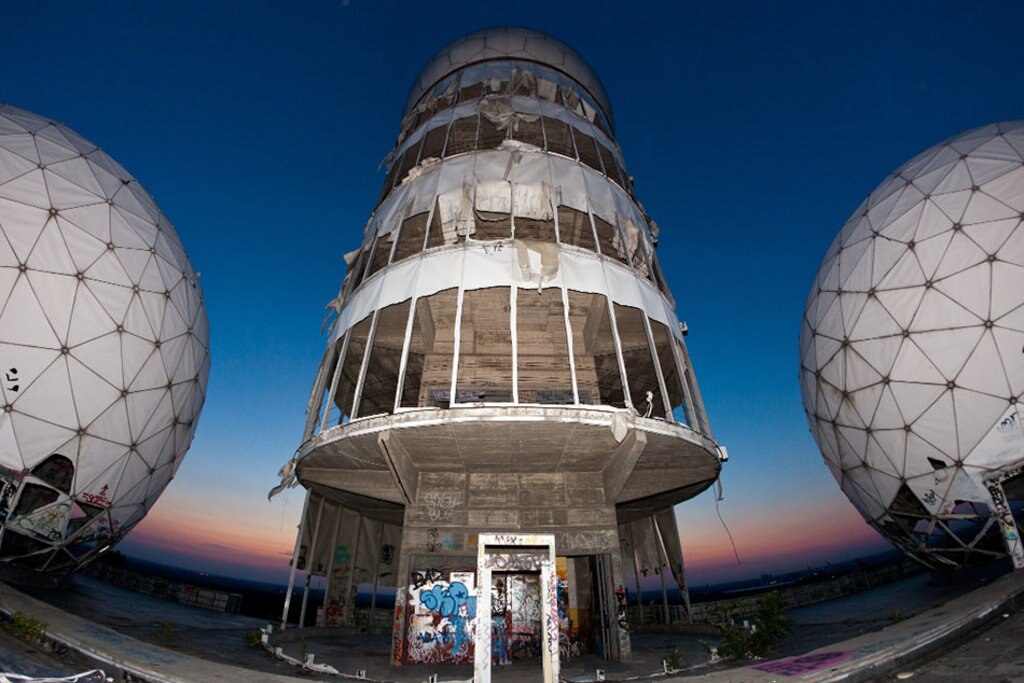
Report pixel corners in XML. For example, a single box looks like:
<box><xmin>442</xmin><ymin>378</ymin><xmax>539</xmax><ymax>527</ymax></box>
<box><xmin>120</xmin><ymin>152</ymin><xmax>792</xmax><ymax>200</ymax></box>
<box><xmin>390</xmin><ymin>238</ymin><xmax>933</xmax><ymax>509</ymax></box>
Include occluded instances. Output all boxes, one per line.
<box><xmin>492</xmin><ymin>619</ymin><xmax>510</xmax><ymax>665</ymax></box>
<box><xmin>427</xmin><ymin>527</ymin><xmax>440</xmax><ymax>552</ymax></box>
<box><xmin>79</xmin><ymin>485</ymin><xmax>112</xmax><ymax>507</ymax></box>
<box><xmin>491</xmin><ymin>576</ymin><xmax>507</xmax><ymax>615</ymax></box>
<box><xmin>485</xmin><ymin>551</ymin><xmax>544</xmax><ymax>571</ymax></box>
<box><xmin>544</xmin><ymin>562</ymin><xmax>559</xmax><ymax>657</ymax></box>
<box><xmin>493</xmin><ymin>534</ymin><xmax>521</xmax><ymax>545</ymax></box>
<box><xmin>4</xmin><ymin>367</ymin><xmax>18</xmax><ymax>393</ymax></box>
<box><xmin>14</xmin><ymin>500</ymin><xmax>71</xmax><ymax>542</ymax></box>
<box><xmin>0</xmin><ymin>475</ymin><xmax>18</xmax><ymax>522</ymax></box>
<box><xmin>419</xmin><ymin>581</ymin><xmax>477</xmax><ymax>619</ymax></box>
<box><xmin>422</xmin><ymin>491</ymin><xmax>459</xmax><ymax>522</ymax></box>
<box><xmin>334</xmin><ymin>544</ymin><xmax>351</xmax><ymax>566</ymax></box>
<box><xmin>557</xmin><ymin>530</ymin><xmax>614</xmax><ymax>553</ymax></box>
<box><xmin>987</xmin><ymin>479</ymin><xmax>1024</xmax><ymax>568</ymax></box>
<box><xmin>752</xmin><ymin>650</ymin><xmax>853</xmax><ymax>675</ymax></box>
<box><xmin>922</xmin><ymin>488</ymin><xmax>938</xmax><ymax>505</ymax></box>
<box><xmin>406</xmin><ymin>569</ymin><xmax>478</xmax><ymax>665</ymax></box>
<box><xmin>614</xmin><ymin>585</ymin><xmax>630</xmax><ymax>632</ymax></box>
<box><xmin>380</xmin><ymin>543</ymin><xmax>395</xmax><ymax>565</ymax></box>
<box><xmin>411</xmin><ymin>568</ymin><xmax>444</xmax><ymax>590</ymax></box>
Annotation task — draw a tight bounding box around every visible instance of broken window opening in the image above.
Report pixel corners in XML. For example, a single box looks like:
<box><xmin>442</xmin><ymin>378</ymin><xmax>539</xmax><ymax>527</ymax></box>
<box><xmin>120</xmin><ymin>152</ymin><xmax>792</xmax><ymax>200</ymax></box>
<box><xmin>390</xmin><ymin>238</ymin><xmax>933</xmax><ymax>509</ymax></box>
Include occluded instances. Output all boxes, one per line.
<box><xmin>459</xmin><ymin>82</ymin><xmax>484</xmax><ymax>103</ymax></box>
<box><xmin>514</xmin><ymin>216</ymin><xmax>556</xmax><ymax>243</ymax></box>
<box><xmin>567</xmin><ymin>291</ymin><xmax>624</xmax><ymax>407</ymax></box>
<box><xmin>573</xmin><ymin>130</ymin><xmax>605</xmax><ymax>174</ymax></box>
<box><xmin>558</xmin><ymin>206</ymin><xmax>596</xmax><ymax>252</ymax></box>
<box><xmin>407</xmin><ymin>288</ymin><xmax>458</xmax><ymax>408</ymax></box>
<box><xmin>392</xmin><ymin>212</ymin><xmax>430</xmax><ymax>263</ymax></box>
<box><xmin>426</xmin><ymin>199</ymin><xmax>465</xmax><ymax>249</ymax></box>
<box><xmin>614</xmin><ymin>304</ymin><xmax>663</xmax><ymax>416</ymax></box>
<box><xmin>542</xmin><ymin>117</ymin><xmax>575</xmax><ymax>158</ymax></box>
<box><xmin>680</xmin><ymin>357</ymin><xmax>709</xmax><ymax>435</ymax></box>
<box><xmin>365</xmin><ymin>233</ymin><xmax>392</xmax><ymax>279</ymax></box>
<box><xmin>474</xmin><ymin>210</ymin><xmax>512</xmax><ymax>241</ymax></box>
<box><xmin>0</xmin><ymin>530</ymin><xmax>50</xmax><ymax>560</ymax></box>
<box><xmin>455</xmin><ymin>287</ymin><xmax>513</xmax><ymax>404</ymax></box>
<box><xmin>31</xmin><ymin>455</ymin><xmax>74</xmax><ymax>494</ymax></box>
<box><xmin>12</xmin><ymin>483</ymin><xmax>60</xmax><ymax>518</ymax></box>
<box><xmin>516</xmin><ymin>288</ymin><xmax>573</xmax><ymax>404</ymax></box>
<box><xmin>511</xmin><ymin>116</ymin><xmax>544</xmax><ymax>148</ymax></box>
<box><xmin>317</xmin><ymin>337</ymin><xmax>346</xmax><ymax>431</ymax></box>
<box><xmin>478</xmin><ymin>114</ymin><xmax>506</xmax><ymax>150</ymax></box>
<box><xmin>420</xmin><ymin>124</ymin><xmax>448</xmax><ymax>161</ymax></box>
<box><xmin>332</xmin><ymin>316</ymin><xmax>373</xmax><ymax>425</ymax></box>
<box><xmin>593</xmin><ymin>214</ymin><xmax>630</xmax><ymax>266</ymax></box>
<box><xmin>445</xmin><ymin>116</ymin><xmax>479</xmax><ymax>157</ymax></box>
<box><xmin>650</xmin><ymin>321</ymin><xmax>688</xmax><ymax>424</ymax></box>
<box><xmin>597</xmin><ymin>143</ymin><xmax>624</xmax><ymax>188</ymax></box>
<box><xmin>394</xmin><ymin>139</ymin><xmax>423</xmax><ymax>186</ymax></box>
<box><xmin>358</xmin><ymin>300</ymin><xmax>412</xmax><ymax>417</ymax></box>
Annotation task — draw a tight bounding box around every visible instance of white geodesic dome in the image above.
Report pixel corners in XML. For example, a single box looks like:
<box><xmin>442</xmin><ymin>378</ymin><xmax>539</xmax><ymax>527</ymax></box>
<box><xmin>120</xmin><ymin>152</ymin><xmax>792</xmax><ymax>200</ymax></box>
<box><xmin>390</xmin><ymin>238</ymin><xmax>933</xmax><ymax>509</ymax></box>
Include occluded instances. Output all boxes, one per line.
<box><xmin>800</xmin><ymin>121</ymin><xmax>1024</xmax><ymax>569</ymax></box>
<box><xmin>0</xmin><ymin>104</ymin><xmax>209</xmax><ymax>574</ymax></box>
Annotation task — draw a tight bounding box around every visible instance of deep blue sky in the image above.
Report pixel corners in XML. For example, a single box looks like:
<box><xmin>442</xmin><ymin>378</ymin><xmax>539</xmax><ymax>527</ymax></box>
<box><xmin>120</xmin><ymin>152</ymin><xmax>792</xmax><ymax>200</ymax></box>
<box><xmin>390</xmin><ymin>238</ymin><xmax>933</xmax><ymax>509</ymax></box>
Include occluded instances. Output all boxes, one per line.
<box><xmin>2</xmin><ymin>1</ymin><xmax>1022</xmax><ymax>582</ymax></box>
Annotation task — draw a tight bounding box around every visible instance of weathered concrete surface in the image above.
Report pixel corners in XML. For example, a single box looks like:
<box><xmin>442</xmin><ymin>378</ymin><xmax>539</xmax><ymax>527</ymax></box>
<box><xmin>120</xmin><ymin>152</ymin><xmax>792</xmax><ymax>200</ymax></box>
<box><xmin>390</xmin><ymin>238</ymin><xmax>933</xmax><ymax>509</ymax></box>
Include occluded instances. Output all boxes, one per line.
<box><xmin>0</xmin><ymin>568</ymin><xmax>1021</xmax><ymax>683</ymax></box>
<box><xmin>681</xmin><ymin>567</ymin><xmax>1024</xmax><ymax>683</ymax></box>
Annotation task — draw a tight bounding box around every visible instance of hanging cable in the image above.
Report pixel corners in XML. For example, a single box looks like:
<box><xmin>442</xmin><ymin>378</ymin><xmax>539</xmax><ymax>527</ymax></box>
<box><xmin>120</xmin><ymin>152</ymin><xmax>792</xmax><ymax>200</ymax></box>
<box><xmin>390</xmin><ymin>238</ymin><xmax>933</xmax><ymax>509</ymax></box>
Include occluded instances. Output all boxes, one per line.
<box><xmin>713</xmin><ymin>479</ymin><xmax>742</xmax><ymax>566</ymax></box>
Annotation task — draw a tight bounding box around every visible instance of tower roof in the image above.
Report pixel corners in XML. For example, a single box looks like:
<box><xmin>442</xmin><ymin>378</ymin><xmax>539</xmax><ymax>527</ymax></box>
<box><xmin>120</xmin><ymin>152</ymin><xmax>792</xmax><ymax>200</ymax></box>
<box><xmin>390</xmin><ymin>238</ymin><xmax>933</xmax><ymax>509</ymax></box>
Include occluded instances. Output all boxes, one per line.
<box><xmin>403</xmin><ymin>26</ymin><xmax>614</xmax><ymax>129</ymax></box>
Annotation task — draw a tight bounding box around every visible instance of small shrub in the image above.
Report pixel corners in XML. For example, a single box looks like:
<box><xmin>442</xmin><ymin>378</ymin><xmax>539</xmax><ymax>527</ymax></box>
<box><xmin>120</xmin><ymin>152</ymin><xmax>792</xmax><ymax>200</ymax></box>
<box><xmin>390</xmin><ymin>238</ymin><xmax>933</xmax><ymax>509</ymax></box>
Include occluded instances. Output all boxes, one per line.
<box><xmin>887</xmin><ymin>609</ymin><xmax>905</xmax><ymax>624</ymax></box>
<box><xmin>5</xmin><ymin>611</ymin><xmax>47</xmax><ymax>642</ymax></box>
<box><xmin>715</xmin><ymin>592</ymin><xmax>793</xmax><ymax>661</ymax></box>
<box><xmin>244</xmin><ymin>629</ymin><xmax>263</xmax><ymax>647</ymax></box>
<box><xmin>663</xmin><ymin>647</ymin><xmax>686</xmax><ymax>672</ymax></box>
<box><xmin>156</xmin><ymin>621</ymin><xmax>181</xmax><ymax>642</ymax></box>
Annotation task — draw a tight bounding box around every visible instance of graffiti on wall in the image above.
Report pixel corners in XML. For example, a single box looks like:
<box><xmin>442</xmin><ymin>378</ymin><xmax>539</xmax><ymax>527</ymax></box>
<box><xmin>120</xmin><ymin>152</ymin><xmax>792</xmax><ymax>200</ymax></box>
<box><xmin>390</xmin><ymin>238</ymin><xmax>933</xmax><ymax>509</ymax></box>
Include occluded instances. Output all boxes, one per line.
<box><xmin>406</xmin><ymin>568</ymin><xmax>477</xmax><ymax>664</ymax></box>
<box><xmin>321</xmin><ymin>544</ymin><xmax>351</xmax><ymax>627</ymax></box>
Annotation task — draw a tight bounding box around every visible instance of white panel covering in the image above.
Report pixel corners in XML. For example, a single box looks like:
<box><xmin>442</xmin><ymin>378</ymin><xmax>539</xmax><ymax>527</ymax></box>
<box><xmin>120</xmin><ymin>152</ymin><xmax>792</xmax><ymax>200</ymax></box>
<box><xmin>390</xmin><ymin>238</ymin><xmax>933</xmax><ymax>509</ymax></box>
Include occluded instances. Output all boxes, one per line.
<box><xmin>799</xmin><ymin>120</ymin><xmax>1024</xmax><ymax>568</ymax></box>
<box><xmin>331</xmin><ymin>245</ymin><xmax>675</xmax><ymax>345</ymax></box>
<box><xmin>0</xmin><ymin>105</ymin><xmax>210</xmax><ymax>573</ymax></box>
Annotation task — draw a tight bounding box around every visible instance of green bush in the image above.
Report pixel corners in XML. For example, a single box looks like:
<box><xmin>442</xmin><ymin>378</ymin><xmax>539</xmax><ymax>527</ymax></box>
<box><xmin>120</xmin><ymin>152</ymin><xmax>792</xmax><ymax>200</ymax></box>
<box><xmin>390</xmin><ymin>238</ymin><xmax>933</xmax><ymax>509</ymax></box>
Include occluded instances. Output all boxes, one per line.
<box><xmin>244</xmin><ymin>629</ymin><xmax>263</xmax><ymax>647</ymax></box>
<box><xmin>715</xmin><ymin>592</ymin><xmax>793</xmax><ymax>661</ymax></box>
<box><xmin>4</xmin><ymin>611</ymin><xmax>47</xmax><ymax>643</ymax></box>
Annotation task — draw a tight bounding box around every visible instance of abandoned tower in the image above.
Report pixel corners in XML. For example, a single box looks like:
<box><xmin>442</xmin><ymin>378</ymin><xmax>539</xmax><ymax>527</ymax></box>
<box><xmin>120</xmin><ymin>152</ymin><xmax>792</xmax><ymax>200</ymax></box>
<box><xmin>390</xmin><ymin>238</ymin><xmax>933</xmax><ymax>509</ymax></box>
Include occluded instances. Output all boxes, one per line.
<box><xmin>279</xmin><ymin>26</ymin><xmax>726</xmax><ymax>667</ymax></box>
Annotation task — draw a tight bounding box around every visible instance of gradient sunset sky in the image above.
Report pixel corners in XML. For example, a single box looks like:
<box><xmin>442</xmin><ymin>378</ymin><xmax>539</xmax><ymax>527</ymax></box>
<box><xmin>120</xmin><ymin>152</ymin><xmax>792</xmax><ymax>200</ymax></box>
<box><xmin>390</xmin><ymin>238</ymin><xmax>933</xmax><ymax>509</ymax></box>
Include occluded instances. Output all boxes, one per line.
<box><xmin>3</xmin><ymin>1</ymin><xmax>1022</xmax><ymax>586</ymax></box>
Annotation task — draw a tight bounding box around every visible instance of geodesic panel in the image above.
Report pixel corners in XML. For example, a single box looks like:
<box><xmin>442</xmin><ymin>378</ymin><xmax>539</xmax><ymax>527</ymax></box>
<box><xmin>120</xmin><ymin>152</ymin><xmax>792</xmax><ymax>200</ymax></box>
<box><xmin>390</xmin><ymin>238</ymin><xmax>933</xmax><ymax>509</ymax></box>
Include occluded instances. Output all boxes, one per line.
<box><xmin>0</xmin><ymin>104</ymin><xmax>209</xmax><ymax>574</ymax></box>
<box><xmin>405</xmin><ymin>27</ymin><xmax>613</xmax><ymax>127</ymax></box>
<box><xmin>800</xmin><ymin>121</ymin><xmax>1024</xmax><ymax>569</ymax></box>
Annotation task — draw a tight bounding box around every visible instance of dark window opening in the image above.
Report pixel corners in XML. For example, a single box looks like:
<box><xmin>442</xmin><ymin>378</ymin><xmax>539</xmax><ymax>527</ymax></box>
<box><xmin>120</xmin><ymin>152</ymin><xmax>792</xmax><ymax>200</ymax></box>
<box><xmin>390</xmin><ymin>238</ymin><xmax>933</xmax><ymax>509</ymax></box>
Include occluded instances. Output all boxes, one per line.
<box><xmin>593</xmin><ymin>215</ymin><xmax>629</xmax><ymax>265</ymax></box>
<box><xmin>478</xmin><ymin>116</ymin><xmax>506</xmax><ymax>150</ymax></box>
<box><xmin>420</xmin><ymin>124</ymin><xmax>448</xmax><ymax>160</ymax></box>
<box><xmin>445</xmin><ymin>117</ymin><xmax>478</xmax><ymax>157</ymax></box>
<box><xmin>573</xmin><ymin>131</ymin><xmax>604</xmax><ymax>173</ymax></box>
<box><xmin>393</xmin><ymin>213</ymin><xmax>429</xmax><ymax>263</ymax></box>
<box><xmin>511</xmin><ymin>117</ymin><xmax>544</xmax><ymax>148</ymax></box>
<box><xmin>474</xmin><ymin>211</ymin><xmax>512</xmax><ymax>241</ymax></box>
<box><xmin>333</xmin><ymin>316</ymin><xmax>373</xmax><ymax>424</ymax></box>
<box><xmin>543</xmin><ymin>117</ymin><xmax>574</xmax><ymax>158</ymax></box>
<box><xmin>456</xmin><ymin>287</ymin><xmax>513</xmax><ymax>403</ymax></box>
<box><xmin>407</xmin><ymin>288</ymin><xmax>458</xmax><ymax>408</ymax></box>
<box><xmin>31</xmin><ymin>455</ymin><xmax>74</xmax><ymax>494</ymax></box>
<box><xmin>558</xmin><ymin>206</ymin><xmax>596</xmax><ymax>252</ymax></box>
<box><xmin>515</xmin><ymin>217</ymin><xmax>555</xmax><ymax>242</ymax></box>
<box><xmin>359</xmin><ymin>301</ymin><xmax>412</xmax><ymax>417</ymax></box>
<box><xmin>568</xmin><ymin>291</ymin><xmax>624</xmax><ymax>407</ymax></box>
<box><xmin>614</xmin><ymin>304</ymin><xmax>662</xmax><ymax>415</ymax></box>
<box><xmin>13</xmin><ymin>484</ymin><xmax>59</xmax><ymax>517</ymax></box>
<box><xmin>517</xmin><ymin>289</ymin><xmax>572</xmax><ymax>404</ymax></box>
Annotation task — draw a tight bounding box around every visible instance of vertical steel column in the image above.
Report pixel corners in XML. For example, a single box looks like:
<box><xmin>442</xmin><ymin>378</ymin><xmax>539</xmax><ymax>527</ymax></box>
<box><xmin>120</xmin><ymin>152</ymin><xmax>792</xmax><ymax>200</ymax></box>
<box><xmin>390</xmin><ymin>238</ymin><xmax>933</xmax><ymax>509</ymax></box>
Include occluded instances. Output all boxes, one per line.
<box><xmin>319</xmin><ymin>504</ymin><xmax>343</xmax><ymax>625</ymax></box>
<box><xmin>299</xmin><ymin>496</ymin><xmax>325</xmax><ymax>628</ymax></box>
<box><xmin>368</xmin><ymin>520</ymin><xmax>386</xmax><ymax>627</ymax></box>
<box><xmin>280</xmin><ymin>488</ymin><xmax>311</xmax><ymax>630</ymax></box>
<box><xmin>651</xmin><ymin>515</ymin><xmax>669</xmax><ymax>624</ymax></box>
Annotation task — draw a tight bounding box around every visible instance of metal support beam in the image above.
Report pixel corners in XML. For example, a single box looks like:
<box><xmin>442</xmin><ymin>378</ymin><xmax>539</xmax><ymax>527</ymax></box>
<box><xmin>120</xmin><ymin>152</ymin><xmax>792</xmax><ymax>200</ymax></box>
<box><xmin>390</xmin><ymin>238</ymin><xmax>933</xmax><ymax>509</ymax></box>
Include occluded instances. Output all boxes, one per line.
<box><xmin>280</xmin><ymin>488</ymin><xmax>311</xmax><ymax>630</ymax></box>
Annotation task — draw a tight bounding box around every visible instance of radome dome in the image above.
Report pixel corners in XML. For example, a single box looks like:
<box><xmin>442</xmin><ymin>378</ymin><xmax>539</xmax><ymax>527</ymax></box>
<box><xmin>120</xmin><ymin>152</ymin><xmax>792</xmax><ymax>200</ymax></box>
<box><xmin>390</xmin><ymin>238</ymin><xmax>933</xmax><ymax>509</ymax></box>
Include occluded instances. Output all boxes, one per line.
<box><xmin>0</xmin><ymin>105</ymin><xmax>209</xmax><ymax>575</ymax></box>
<box><xmin>799</xmin><ymin>121</ymin><xmax>1024</xmax><ymax>569</ymax></box>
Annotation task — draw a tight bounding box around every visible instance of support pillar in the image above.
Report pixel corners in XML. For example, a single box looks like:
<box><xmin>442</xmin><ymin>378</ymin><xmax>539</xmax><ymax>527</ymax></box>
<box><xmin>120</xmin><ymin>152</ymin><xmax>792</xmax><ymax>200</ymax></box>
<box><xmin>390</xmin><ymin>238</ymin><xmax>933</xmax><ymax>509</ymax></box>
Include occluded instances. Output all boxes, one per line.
<box><xmin>281</xmin><ymin>488</ymin><xmax>311</xmax><ymax>630</ymax></box>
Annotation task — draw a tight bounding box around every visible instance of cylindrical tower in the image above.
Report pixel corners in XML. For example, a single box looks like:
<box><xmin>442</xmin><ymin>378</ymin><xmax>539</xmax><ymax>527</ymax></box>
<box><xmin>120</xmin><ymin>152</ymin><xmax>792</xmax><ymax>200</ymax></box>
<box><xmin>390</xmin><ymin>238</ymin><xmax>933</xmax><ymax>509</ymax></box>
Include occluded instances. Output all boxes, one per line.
<box><xmin>283</xmin><ymin>27</ymin><xmax>724</xmax><ymax>666</ymax></box>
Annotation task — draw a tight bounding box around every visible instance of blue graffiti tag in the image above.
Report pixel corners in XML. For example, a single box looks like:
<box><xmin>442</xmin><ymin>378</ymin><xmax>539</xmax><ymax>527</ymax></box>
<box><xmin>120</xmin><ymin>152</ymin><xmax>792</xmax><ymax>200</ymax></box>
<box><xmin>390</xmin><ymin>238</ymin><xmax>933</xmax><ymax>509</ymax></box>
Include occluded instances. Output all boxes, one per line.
<box><xmin>419</xmin><ymin>581</ymin><xmax>477</xmax><ymax>618</ymax></box>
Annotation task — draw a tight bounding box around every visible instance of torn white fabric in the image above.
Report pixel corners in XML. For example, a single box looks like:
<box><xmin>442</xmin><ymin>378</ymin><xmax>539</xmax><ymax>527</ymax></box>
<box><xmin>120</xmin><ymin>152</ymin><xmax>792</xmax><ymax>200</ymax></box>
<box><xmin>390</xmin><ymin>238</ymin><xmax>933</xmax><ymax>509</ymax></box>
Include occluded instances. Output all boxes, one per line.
<box><xmin>513</xmin><ymin>182</ymin><xmax>553</xmax><ymax>220</ymax></box>
<box><xmin>475</xmin><ymin>179</ymin><xmax>512</xmax><ymax>214</ymax></box>
<box><xmin>514</xmin><ymin>239</ymin><xmax>560</xmax><ymax>292</ymax></box>
<box><xmin>478</xmin><ymin>95</ymin><xmax>539</xmax><ymax>134</ymax></box>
